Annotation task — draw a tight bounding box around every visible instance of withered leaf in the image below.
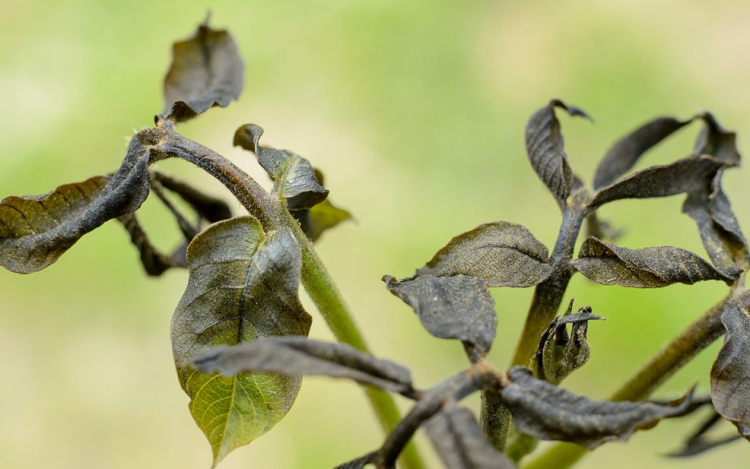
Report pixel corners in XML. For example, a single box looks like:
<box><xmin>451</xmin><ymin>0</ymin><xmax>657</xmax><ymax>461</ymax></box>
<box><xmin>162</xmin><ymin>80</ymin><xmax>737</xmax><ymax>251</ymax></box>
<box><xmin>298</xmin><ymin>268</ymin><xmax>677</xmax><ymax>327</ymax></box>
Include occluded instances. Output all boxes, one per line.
<box><xmin>525</xmin><ymin>99</ymin><xmax>592</xmax><ymax>208</ymax></box>
<box><xmin>293</xmin><ymin>199</ymin><xmax>353</xmax><ymax>242</ymax></box>
<box><xmin>573</xmin><ymin>237</ymin><xmax>737</xmax><ymax>288</ymax></box>
<box><xmin>117</xmin><ymin>213</ymin><xmax>186</xmax><ymax>276</ymax></box>
<box><xmin>333</xmin><ymin>452</ymin><xmax>377</xmax><ymax>469</ymax></box>
<box><xmin>501</xmin><ymin>367</ymin><xmax>693</xmax><ymax>449</ymax></box>
<box><xmin>193</xmin><ymin>336</ymin><xmax>414</xmax><ymax>395</ymax></box>
<box><xmin>383</xmin><ymin>275</ymin><xmax>497</xmax><ymax>355</ymax></box>
<box><xmin>593</xmin><ymin>117</ymin><xmax>691</xmax><ymax>190</ymax></box>
<box><xmin>163</xmin><ymin>21</ymin><xmax>244</xmax><ymax>122</ymax></box>
<box><xmin>234</xmin><ymin>124</ymin><xmax>328</xmax><ymax>209</ymax></box>
<box><xmin>590</xmin><ymin>155</ymin><xmax>725</xmax><ymax>209</ymax></box>
<box><xmin>425</xmin><ymin>405</ymin><xmax>517</xmax><ymax>469</ymax></box>
<box><xmin>171</xmin><ymin>216</ymin><xmax>312</xmax><ymax>465</ymax></box>
<box><xmin>693</xmin><ymin>112</ymin><xmax>741</xmax><ymax>166</ymax></box>
<box><xmin>710</xmin><ymin>302</ymin><xmax>750</xmax><ymax>442</ymax></box>
<box><xmin>668</xmin><ymin>411</ymin><xmax>743</xmax><ymax>458</ymax></box>
<box><xmin>413</xmin><ymin>222</ymin><xmax>553</xmax><ymax>288</ymax></box>
<box><xmin>150</xmin><ymin>171</ymin><xmax>232</xmax><ymax>223</ymax></box>
<box><xmin>0</xmin><ymin>133</ymin><xmax>153</xmax><ymax>274</ymax></box>
<box><xmin>532</xmin><ymin>301</ymin><xmax>604</xmax><ymax>385</ymax></box>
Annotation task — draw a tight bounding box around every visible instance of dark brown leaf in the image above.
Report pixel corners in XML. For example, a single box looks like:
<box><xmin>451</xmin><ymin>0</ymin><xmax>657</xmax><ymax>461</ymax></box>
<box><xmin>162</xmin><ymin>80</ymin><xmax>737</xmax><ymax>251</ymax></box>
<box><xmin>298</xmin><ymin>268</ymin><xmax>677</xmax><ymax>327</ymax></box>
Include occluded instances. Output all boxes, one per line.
<box><xmin>163</xmin><ymin>21</ymin><xmax>244</xmax><ymax>122</ymax></box>
<box><xmin>573</xmin><ymin>237</ymin><xmax>737</xmax><ymax>288</ymax></box>
<box><xmin>532</xmin><ymin>300</ymin><xmax>604</xmax><ymax>385</ymax></box>
<box><xmin>590</xmin><ymin>155</ymin><xmax>725</xmax><ymax>209</ymax></box>
<box><xmin>234</xmin><ymin>124</ymin><xmax>328</xmax><ymax>209</ymax></box>
<box><xmin>171</xmin><ymin>216</ymin><xmax>312</xmax><ymax>465</ymax></box>
<box><xmin>594</xmin><ymin>117</ymin><xmax>691</xmax><ymax>190</ymax></box>
<box><xmin>193</xmin><ymin>337</ymin><xmax>414</xmax><ymax>395</ymax></box>
<box><xmin>711</xmin><ymin>301</ymin><xmax>750</xmax><ymax>442</ymax></box>
<box><xmin>693</xmin><ymin>112</ymin><xmax>741</xmax><ymax>166</ymax></box>
<box><xmin>668</xmin><ymin>410</ymin><xmax>743</xmax><ymax>458</ymax></box>
<box><xmin>413</xmin><ymin>222</ymin><xmax>553</xmax><ymax>288</ymax></box>
<box><xmin>0</xmin><ymin>133</ymin><xmax>154</xmax><ymax>273</ymax></box>
<box><xmin>525</xmin><ymin>100</ymin><xmax>592</xmax><ymax>208</ymax></box>
<box><xmin>501</xmin><ymin>367</ymin><xmax>694</xmax><ymax>449</ymax></box>
<box><xmin>383</xmin><ymin>275</ymin><xmax>497</xmax><ymax>355</ymax></box>
<box><xmin>425</xmin><ymin>406</ymin><xmax>517</xmax><ymax>469</ymax></box>
<box><xmin>117</xmin><ymin>213</ymin><xmax>186</xmax><ymax>276</ymax></box>
<box><xmin>150</xmin><ymin>170</ymin><xmax>232</xmax><ymax>223</ymax></box>
<box><xmin>333</xmin><ymin>452</ymin><xmax>376</xmax><ymax>469</ymax></box>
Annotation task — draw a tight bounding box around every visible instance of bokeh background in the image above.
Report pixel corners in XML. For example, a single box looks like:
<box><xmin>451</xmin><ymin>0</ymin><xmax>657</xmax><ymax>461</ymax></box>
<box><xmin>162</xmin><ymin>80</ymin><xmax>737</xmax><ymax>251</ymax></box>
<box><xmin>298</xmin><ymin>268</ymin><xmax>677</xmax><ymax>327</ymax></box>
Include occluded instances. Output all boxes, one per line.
<box><xmin>1</xmin><ymin>0</ymin><xmax>749</xmax><ymax>468</ymax></box>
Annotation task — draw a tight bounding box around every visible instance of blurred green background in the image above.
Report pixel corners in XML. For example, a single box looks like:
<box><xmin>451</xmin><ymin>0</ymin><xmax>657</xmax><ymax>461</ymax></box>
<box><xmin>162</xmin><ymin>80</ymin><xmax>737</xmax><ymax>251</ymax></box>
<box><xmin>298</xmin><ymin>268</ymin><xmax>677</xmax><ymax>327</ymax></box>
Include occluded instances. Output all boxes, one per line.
<box><xmin>1</xmin><ymin>0</ymin><xmax>749</xmax><ymax>468</ymax></box>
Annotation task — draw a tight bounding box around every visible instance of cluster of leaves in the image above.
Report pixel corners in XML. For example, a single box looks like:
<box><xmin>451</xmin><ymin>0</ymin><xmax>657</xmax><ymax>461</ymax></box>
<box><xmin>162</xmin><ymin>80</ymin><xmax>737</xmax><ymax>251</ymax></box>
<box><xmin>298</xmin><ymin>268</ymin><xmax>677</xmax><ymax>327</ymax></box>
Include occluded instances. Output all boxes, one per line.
<box><xmin>1</xmin><ymin>16</ymin><xmax>749</xmax><ymax>469</ymax></box>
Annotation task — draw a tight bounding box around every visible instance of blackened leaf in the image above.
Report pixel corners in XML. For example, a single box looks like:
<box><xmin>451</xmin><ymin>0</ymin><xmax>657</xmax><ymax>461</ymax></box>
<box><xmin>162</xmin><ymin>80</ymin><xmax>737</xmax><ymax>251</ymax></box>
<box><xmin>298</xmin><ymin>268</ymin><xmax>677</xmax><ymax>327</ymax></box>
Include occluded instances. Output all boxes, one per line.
<box><xmin>333</xmin><ymin>452</ymin><xmax>377</xmax><ymax>469</ymax></box>
<box><xmin>413</xmin><ymin>222</ymin><xmax>553</xmax><ymax>288</ymax></box>
<box><xmin>425</xmin><ymin>406</ymin><xmax>517</xmax><ymax>469</ymax></box>
<box><xmin>593</xmin><ymin>117</ymin><xmax>691</xmax><ymax>190</ymax></box>
<box><xmin>383</xmin><ymin>275</ymin><xmax>497</xmax><ymax>355</ymax></box>
<box><xmin>502</xmin><ymin>367</ymin><xmax>693</xmax><ymax>449</ymax></box>
<box><xmin>171</xmin><ymin>216</ymin><xmax>312</xmax><ymax>466</ymax></box>
<box><xmin>117</xmin><ymin>213</ymin><xmax>186</xmax><ymax>276</ymax></box>
<box><xmin>532</xmin><ymin>301</ymin><xmax>604</xmax><ymax>385</ymax></box>
<box><xmin>0</xmin><ymin>133</ymin><xmax>153</xmax><ymax>274</ymax></box>
<box><xmin>193</xmin><ymin>337</ymin><xmax>414</xmax><ymax>395</ymax></box>
<box><xmin>683</xmin><ymin>171</ymin><xmax>748</xmax><ymax>273</ymax></box>
<box><xmin>694</xmin><ymin>112</ymin><xmax>741</xmax><ymax>166</ymax></box>
<box><xmin>668</xmin><ymin>411</ymin><xmax>743</xmax><ymax>458</ymax></box>
<box><xmin>293</xmin><ymin>199</ymin><xmax>353</xmax><ymax>242</ymax></box>
<box><xmin>234</xmin><ymin>124</ymin><xmax>328</xmax><ymax>209</ymax></box>
<box><xmin>584</xmin><ymin>212</ymin><xmax>623</xmax><ymax>242</ymax></box>
<box><xmin>163</xmin><ymin>21</ymin><xmax>244</xmax><ymax>122</ymax></box>
<box><xmin>151</xmin><ymin>171</ymin><xmax>232</xmax><ymax>222</ymax></box>
<box><xmin>710</xmin><ymin>302</ymin><xmax>750</xmax><ymax>442</ymax></box>
<box><xmin>573</xmin><ymin>237</ymin><xmax>737</xmax><ymax>288</ymax></box>
<box><xmin>590</xmin><ymin>155</ymin><xmax>725</xmax><ymax>208</ymax></box>
<box><xmin>525</xmin><ymin>100</ymin><xmax>592</xmax><ymax>208</ymax></box>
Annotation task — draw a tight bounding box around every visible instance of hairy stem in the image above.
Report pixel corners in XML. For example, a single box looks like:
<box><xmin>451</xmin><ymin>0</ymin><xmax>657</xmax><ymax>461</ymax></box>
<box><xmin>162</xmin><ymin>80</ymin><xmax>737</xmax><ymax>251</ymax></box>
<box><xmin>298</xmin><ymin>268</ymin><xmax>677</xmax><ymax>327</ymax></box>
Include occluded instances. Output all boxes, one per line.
<box><xmin>522</xmin><ymin>287</ymin><xmax>741</xmax><ymax>469</ymax></box>
<box><xmin>159</xmin><ymin>128</ymin><xmax>426</xmax><ymax>469</ymax></box>
<box><xmin>480</xmin><ymin>390</ymin><xmax>510</xmax><ymax>452</ymax></box>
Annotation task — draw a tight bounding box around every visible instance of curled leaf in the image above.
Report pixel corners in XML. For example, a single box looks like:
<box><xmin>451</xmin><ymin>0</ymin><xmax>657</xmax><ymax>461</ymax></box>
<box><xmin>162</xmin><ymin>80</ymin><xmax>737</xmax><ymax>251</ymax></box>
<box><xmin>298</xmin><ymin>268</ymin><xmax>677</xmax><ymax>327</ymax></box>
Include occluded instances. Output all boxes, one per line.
<box><xmin>117</xmin><ymin>213</ymin><xmax>186</xmax><ymax>276</ymax></box>
<box><xmin>293</xmin><ymin>199</ymin><xmax>353</xmax><ymax>242</ymax></box>
<box><xmin>383</xmin><ymin>274</ymin><xmax>497</xmax><ymax>356</ymax></box>
<box><xmin>171</xmin><ymin>216</ymin><xmax>312</xmax><ymax>465</ymax></box>
<box><xmin>525</xmin><ymin>100</ymin><xmax>592</xmax><ymax>208</ymax></box>
<box><xmin>163</xmin><ymin>20</ymin><xmax>244</xmax><ymax>122</ymax></box>
<box><xmin>573</xmin><ymin>237</ymin><xmax>737</xmax><ymax>288</ymax></box>
<box><xmin>193</xmin><ymin>337</ymin><xmax>414</xmax><ymax>396</ymax></box>
<box><xmin>668</xmin><ymin>411</ymin><xmax>743</xmax><ymax>458</ymax></box>
<box><xmin>501</xmin><ymin>367</ymin><xmax>693</xmax><ymax>449</ymax></box>
<box><xmin>234</xmin><ymin>124</ymin><xmax>328</xmax><ymax>209</ymax></box>
<box><xmin>413</xmin><ymin>222</ymin><xmax>553</xmax><ymax>288</ymax></box>
<box><xmin>711</xmin><ymin>301</ymin><xmax>750</xmax><ymax>442</ymax></box>
<box><xmin>150</xmin><ymin>171</ymin><xmax>232</xmax><ymax>223</ymax></box>
<box><xmin>0</xmin><ymin>133</ymin><xmax>154</xmax><ymax>274</ymax></box>
<box><xmin>593</xmin><ymin>117</ymin><xmax>691</xmax><ymax>190</ymax></box>
<box><xmin>333</xmin><ymin>452</ymin><xmax>377</xmax><ymax>469</ymax></box>
<box><xmin>425</xmin><ymin>405</ymin><xmax>518</xmax><ymax>469</ymax></box>
<box><xmin>532</xmin><ymin>300</ymin><xmax>605</xmax><ymax>385</ymax></box>
<box><xmin>693</xmin><ymin>112</ymin><xmax>741</xmax><ymax>166</ymax></box>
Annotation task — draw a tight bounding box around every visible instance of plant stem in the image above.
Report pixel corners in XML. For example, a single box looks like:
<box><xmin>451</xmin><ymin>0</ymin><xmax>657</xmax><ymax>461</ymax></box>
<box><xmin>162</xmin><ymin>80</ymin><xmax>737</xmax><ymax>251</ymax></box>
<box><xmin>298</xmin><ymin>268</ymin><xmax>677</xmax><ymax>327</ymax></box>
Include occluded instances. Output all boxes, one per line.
<box><xmin>160</xmin><ymin>129</ymin><xmax>426</xmax><ymax>469</ymax></box>
<box><xmin>522</xmin><ymin>287</ymin><xmax>740</xmax><ymax>469</ymax></box>
<box><xmin>480</xmin><ymin>390</ymin><xmax>510</xmax><ymax>451</ymax></box>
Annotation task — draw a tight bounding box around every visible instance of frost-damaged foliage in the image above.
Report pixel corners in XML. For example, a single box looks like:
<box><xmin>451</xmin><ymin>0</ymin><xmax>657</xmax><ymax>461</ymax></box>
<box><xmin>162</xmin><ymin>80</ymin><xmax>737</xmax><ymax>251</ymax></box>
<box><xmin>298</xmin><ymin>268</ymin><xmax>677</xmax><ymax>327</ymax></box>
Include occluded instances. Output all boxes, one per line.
<box><xmin>3</xmin><ymin>15</ymin><xmax>750</xmax><ymax>468</ymax></box>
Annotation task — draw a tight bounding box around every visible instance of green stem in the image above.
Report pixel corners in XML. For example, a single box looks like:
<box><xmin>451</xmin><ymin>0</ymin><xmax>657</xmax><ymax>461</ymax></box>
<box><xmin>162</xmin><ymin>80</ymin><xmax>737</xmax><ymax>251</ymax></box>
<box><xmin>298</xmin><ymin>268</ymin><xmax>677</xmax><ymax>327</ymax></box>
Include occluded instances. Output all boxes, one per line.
<box><xmin>522</xmin><ymin>287</ymin><xmax>740</xmax><ymax>469</ymax></box>
<box><xmin>162</xmin><ymin>129</ymin><xmax>426</xmax><ymax>469</ymax></box>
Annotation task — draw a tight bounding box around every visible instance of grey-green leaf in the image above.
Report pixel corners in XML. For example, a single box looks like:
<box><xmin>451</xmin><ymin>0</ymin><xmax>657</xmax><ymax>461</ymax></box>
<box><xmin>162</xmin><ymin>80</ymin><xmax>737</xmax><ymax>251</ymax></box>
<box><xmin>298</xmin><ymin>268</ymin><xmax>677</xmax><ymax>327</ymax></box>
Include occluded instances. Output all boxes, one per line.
<box><xmin>0</xmin><ymin>132</ymin><xmax>153</xmax><ymax>274</ymax></box>
<box><xmin>425</xmin><ymin>405</ymin><xmax>518</xmax><ymax>469</ymax></box>
<box><xmin>573</xmin><ymin>237</ymin><xmax>737</xmax><ymax>288</ymax></box>
<box><xmin>163</xmin><ymin>21</ymin><xmax>244</xmax><ymax>122</ymax></box>
<box><xmin>525</xmin><ymin>99</ymin><xmax>592</xmax><ymax>208</ymax></box>
<box><xmin>383</xmin><ymin>275</ymin><xmax>497</xmax><ymax>356</ymax></box>
<box><xmin>593</xmin><ymin>117</ymin><xmax>691</xmax><ymax>190</ymax></box>
<box><xmin>293</xmin><ymin>199</ymin><xmax>353</xmax><ymax>242</ymax></box>
<box><xmin>234</xmin><ymin>124</ymin><xmax>328</xmax><ymax>209</ymax></box>
<box><xmin>710</xmin><ymin>300</ymin><xmax>750</xmax><ymax>442</ymax></box>
<box><xmin>171</xmin><ymin>216</ymin><xmax>312</xmax><ymax>466</ymax></box>
<box><xmin>413</xmin><ymin>222</ymin><xmax>553</xmax><ymax>288</ymax></box>
<box><xmin>193</xmin><ymin>337</ymin><xmax>414</xmax><ymax>396</ymax></box>
<box><xmin>501</xmin><ymin>367</ymin><xmax>693</xmax><ymax>449</ymax></box>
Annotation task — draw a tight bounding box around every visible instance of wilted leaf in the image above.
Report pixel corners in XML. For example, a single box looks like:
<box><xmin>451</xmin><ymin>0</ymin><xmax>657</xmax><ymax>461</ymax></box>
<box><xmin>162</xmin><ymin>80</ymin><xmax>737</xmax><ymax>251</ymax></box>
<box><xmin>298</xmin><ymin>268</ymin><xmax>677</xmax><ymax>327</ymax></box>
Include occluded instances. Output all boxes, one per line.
<box><xmin>590</xmin><ymin>155</ymin><xmax>725</xmax><ymax>208</ymax></box>
<box><xmin>711</xmin><ymin>302</ymin><xmax>750</xmax><ymax>442</ymax></box>
<box><xmin>117</xmin><ymin>213</ymin><xmax>186</xmax><ymax>276</ymax></box>
<box><xmin>668</xmin><ymin>411</ymin><xmax>743</xmax><ymax>458</ymax></box>
<box><xmin>151</xmin><ymin>171</ymin><xmax>232</xmax><ymax>223</ymax></box>
<box><xmin>593</xmin><ymin>117</ymin><xmax>691</xmax><ymax>190</ymax></box>
<box><xmin>171</xmin><ymin>216</ymin><xmax>312</xmax><ymax>466</ymax></box>
<box><xmin>425</xmin><ymin>406</ymin><xmax>517</xmax><ymax>469</ymax></box>
<box><xmin>163</xmin><ymin>20</ymin><xmax>244</xmax><ymax>122</ymax></box>
<box><xmin>584</xmin><ymin>212</ymin><xmax>623</xmax><ymax>242</ymax></box>
<box><xmin>293</xmin><ymin>199</ymin><xmax>353</xmax><ymax>242</ymax></box>
<box><xmin>501</xmin><ymin>367</ymin><xmax>693</xmax><ymax>449</ymax></box>
<box><xmin>383</xmin><ymin>275</ymin><xmax>497</xmax><ymax>356</ymax></box>
<box><xmin>0</xmin><ymin>133</ymin><xmax>153</xmax><ymax>274</ymax></box>
<box><xmin>693</xmin><ymin>112</ymin><xmax>741</xmax><ymax>166</ymax></box>
<box><xmin>525</xmin><ymin>99</ymin><xmax>592</xmax><ymax>208</ymax></box>
<box><xmin>234</xmin><ymin>124</ymin><xmax>328</xmax><ymax>209</ymax></box>
<box><xmin>573</xmin><ymin>237</ymin><xmax>737</xmax><ymax>288</ymax></box>
<box><xmin>193</xmin><ymin>337</ymin><xmax>414</xmax><ymax>395</ymax></box>
<box><xmin>532</xmin><ymin>300</ymin><xmax>604</xmax><ymax>385</ymax></box>
<box><xmin>333</xmin><ymin>452</ymin><xmax>377</xmax><ymax>469</ymax></box>
<box><xmin>413</xmin><ymin>222</ymin><xmax>553</xmax><ymax>288</ymax></box>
